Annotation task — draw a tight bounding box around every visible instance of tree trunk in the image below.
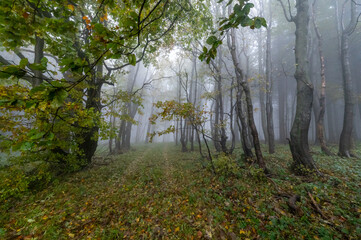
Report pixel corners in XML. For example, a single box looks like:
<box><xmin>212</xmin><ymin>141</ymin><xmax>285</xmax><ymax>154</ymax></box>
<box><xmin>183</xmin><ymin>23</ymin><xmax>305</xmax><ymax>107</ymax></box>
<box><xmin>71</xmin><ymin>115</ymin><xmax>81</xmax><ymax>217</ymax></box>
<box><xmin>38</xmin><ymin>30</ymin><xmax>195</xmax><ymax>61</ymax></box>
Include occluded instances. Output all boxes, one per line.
<box><xmin>33</xmin><ymin>36</ymin><xmax>44</xmax><ymax>87</ymax></box>
<box><xmin>278</xmin><ymin>75</ymin><xmax>287</xmax><ymax>143</ymax></box>
<box><xmin>338</xmin><ymin>1</ymin><xmax>357</xmax><ymax>157</ymax></box>
<box><xmin>258</xmin><ymin>34</ymin><xmax>268</xmax><ymax>143</ymax></box>
<box><xmin>311</xmin><ymin>0</ymin><xmax>332</xmax><ymax>155</ymax></box>
<box><xmin>287</xmin><ymin>0</ymin><xmax>318</xmax><ymax>173</ymax></box>
<box><xmin>265</xmin><ymin>1</ymin><xmax>275</xmax><ymax>154</ymax></box>
<box><xmin>78</xmin><ymin>65</ymin><xmax>102</xmax><ymax>165</ymax></box>
<box><xmin>227</xmin><ymin>19</ymin><xmax>266</xmax><ymax>171</ymax></box>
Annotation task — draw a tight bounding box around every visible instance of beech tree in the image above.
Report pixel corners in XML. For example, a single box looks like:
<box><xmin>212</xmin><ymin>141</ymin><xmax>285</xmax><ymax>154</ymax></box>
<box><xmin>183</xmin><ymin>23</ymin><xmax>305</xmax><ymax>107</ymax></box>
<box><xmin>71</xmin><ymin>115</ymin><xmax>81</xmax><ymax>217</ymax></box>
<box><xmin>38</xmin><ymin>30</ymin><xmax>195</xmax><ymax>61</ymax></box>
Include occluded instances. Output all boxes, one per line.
<box><xmin>277</xmin><ymin>0</ymin><xmax>319</xmax><ymax>173</ymax></box>
<box><xmin>0</xmin><ymin>0</ymin><xmax>192</xmax><ymax>169</ymax></box>
<box><xmin>338</xmin><ymin>0</ymin><xmax>359</xmax><ymax>157</ymax></box>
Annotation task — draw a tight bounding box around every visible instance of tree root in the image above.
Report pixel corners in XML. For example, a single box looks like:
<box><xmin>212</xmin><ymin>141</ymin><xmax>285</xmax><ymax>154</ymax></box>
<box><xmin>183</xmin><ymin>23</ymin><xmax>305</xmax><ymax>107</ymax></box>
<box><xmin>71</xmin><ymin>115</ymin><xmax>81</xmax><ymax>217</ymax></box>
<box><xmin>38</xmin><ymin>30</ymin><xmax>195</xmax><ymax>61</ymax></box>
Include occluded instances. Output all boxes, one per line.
<box><xmin>307</xmin><ymin>191</ymin><xmax>326</xmax><ymax>219</ymax></box>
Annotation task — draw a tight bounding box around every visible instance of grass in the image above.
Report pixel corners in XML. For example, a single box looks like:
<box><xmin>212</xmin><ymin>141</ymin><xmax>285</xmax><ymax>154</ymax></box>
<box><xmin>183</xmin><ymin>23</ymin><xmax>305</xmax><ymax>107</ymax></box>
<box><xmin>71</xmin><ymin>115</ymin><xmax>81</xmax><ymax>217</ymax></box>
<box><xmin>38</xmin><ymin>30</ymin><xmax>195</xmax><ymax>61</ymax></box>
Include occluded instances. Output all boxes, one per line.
<box><xmin>0</xmin><ymin>143</ymin><xmax>360</xmax><ymax>239</ymax></box>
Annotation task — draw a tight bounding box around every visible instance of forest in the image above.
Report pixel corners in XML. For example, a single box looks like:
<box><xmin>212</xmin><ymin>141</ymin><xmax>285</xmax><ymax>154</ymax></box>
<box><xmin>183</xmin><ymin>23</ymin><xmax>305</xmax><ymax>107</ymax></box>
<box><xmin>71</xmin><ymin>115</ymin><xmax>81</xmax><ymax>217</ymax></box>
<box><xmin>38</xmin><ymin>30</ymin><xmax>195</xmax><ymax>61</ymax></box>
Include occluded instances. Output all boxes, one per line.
<box><xmin>0</xmin><ymin>0</ymin><xmax>360</xmax><ymax>239</ymax></box>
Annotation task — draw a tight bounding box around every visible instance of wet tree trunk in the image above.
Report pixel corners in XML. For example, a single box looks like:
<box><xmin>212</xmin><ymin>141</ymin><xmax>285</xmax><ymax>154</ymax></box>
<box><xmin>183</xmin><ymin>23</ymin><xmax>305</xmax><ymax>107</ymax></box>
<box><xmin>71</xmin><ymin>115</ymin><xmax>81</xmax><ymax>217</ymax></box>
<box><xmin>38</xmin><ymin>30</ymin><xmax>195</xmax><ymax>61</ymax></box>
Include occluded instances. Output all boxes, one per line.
<box><xmin>227</xmin><ymin>19</ymin><xmax>266</xmax><ymax>170</ymax></box>
<box><xmin>311</xmin><ymin>0</ymin><xmax>332</xmax><ymax>155</ymax></box>
<box><xmin>78</xmin><ymin>64</ymin><xmax>103</xmax><ymax>165</ymax></box>
<box><xmin>33</xmin><ymin>36</ymin><xmax>45</xmax><ymax>87</ymax></box>
<box><xmin>265</xmin><ymin>1</ymin><xmax>275</xmax><ymax>154</ymax></box>
<box><xmin>236</xmin><ymin>92</ymin><xmax>254</xmax><ymax>158</ymax></box>
<box><xmin>338</xmin><ymin>1</ymin><xmax>357</xmax><ymax>157</ymax></box>
<box><xmin>226</xmin><ymin>25</ymin><xmax>253</xmax><ymax>158</ymax></box>
<box><xmin>278</xmin><ymin>0</ymin><xmax>318</xmax><ymax>173</ymax></box>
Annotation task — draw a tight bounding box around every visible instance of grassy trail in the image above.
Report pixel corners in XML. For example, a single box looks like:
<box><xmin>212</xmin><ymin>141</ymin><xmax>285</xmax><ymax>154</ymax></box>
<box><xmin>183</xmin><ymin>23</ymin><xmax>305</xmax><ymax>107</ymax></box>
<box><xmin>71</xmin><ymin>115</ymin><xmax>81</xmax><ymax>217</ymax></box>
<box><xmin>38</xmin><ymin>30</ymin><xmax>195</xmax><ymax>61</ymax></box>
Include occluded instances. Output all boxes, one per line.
<box><xmin>1</xmin><ymin>144</ymin><xmax>360</xmax><ymax>239</ymax></box>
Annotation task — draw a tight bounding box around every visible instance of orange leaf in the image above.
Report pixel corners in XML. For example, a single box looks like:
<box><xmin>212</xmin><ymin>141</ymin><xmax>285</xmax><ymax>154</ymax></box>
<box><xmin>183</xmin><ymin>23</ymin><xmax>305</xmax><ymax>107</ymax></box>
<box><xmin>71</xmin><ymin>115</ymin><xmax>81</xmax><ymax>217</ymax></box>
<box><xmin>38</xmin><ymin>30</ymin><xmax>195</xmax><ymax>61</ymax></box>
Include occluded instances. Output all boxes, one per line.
<box><xmin>68</xmin><ymin>4</ymin><xmax>75</xmax><ymax>11</ymax></box>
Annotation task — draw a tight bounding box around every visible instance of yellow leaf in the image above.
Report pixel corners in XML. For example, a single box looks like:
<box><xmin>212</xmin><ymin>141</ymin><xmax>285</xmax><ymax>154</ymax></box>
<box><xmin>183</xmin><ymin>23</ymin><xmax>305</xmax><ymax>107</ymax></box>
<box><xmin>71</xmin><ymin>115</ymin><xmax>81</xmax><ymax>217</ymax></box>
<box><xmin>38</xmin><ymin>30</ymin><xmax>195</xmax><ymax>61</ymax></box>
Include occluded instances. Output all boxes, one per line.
<box><xmin>68</xmin><ymin>233</ymin><xmax>75</xmax><ymax>238</ymax></box>
<box><xmin>42</xmin><ymin>215</ymin><xmax>48</xmax><ymax>220</ymax></box>
<box><xmin>68</xmin><ymin>4</ymin><xmax>75</xmax><ymax>11</ymax></box>
<box><xmin>175</xmin><ymin>227</ymin><xmax>180</xmax><ymax>232</ymax></box>
<box><xmin>240</xmin><ymin>230</ymin><xmax>246</xmax><ymax>235</ymax></box>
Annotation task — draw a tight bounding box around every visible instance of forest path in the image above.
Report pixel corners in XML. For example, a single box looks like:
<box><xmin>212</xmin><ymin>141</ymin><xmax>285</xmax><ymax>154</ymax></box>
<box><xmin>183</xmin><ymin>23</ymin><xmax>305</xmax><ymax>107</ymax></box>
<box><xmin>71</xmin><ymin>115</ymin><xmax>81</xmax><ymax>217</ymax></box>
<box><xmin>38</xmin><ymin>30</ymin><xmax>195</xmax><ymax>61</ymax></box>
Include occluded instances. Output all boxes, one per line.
<box><xmin>3</xmin><ymin>144</ymin><xmax>359</xmax><ymax>239</ymax></box>
<box><xmin>2</xmin><ymin>144</ymin><xmax>234</xmax><ymax>239</ymax></box>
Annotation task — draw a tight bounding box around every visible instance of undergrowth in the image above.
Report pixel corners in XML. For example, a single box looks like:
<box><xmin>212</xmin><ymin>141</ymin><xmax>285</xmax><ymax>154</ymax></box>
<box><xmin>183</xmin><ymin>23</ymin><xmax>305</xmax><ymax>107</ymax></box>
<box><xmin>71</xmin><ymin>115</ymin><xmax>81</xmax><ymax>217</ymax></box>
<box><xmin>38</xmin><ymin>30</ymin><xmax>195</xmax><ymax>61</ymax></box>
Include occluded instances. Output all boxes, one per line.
<box><xmin>0</xmin><ymin>143</ymin><xmax>360</xmax><ymax>239</ymax></box>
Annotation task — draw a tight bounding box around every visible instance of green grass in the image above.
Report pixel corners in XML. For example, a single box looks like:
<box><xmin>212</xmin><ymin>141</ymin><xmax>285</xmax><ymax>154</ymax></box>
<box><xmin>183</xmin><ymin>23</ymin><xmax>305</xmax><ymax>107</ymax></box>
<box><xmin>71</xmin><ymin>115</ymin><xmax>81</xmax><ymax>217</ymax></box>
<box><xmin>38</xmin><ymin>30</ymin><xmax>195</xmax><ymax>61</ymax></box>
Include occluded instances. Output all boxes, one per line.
<box><xmin>0</xmin><ymin>143</ymin><xmax>360</xmax><ymax>239</ymax></box>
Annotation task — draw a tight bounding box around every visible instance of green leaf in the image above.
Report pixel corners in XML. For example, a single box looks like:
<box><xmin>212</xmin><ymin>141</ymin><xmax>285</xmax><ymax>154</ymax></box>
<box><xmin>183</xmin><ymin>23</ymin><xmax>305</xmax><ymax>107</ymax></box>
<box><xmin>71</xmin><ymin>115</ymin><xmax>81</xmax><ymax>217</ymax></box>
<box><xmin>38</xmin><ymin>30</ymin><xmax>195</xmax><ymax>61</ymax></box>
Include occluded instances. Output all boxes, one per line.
<box><xmin>25</xmin><ymin>100</ymin><xmax>36</xmax><ymax>109</ymax></box>
<box><xmin>19</xmin><ymin>58</ymin><xmax>29</xmax><ymax>68</ymax></box>
<box><xmin>41</xmin><ymin>57</ymin><xmax>48</xmax><ymax>68</ymax></box>
<box><xmin>30</xmin><ymin>131</ymin><xmax>45</xmax><ymax>140</ymax></box>
<box><xmin>0</xmin><ymin>99</ymin><xmax>9</xmax><ymax>106</ymax></box>
<box><xmin>20</xmin><ymin>142</ymin><xmax>33</xmax><ymax>151</ymax></box>
<box><xmin>243</xmin><ymin>3</ymin><xmax>254</xmax><ymax>15</ymax></box>
<box><xmin>0</xmin><ymin>65</ymin><xmax>26</xmax><ymax>79</ymax></box>
<box><xmin>29</xmin><ymin>63</ymin><xmax>46</xmax><ymax>71</ymax></box>
<box><xmin>206</xmin><ymin>36</ymin><xmax>218</xmax><ymax>45</ymax></box>
<box><xmin>47</xmin><ymin>132</ymin><xmax>55</xmax><ymax>141</ymax></box>
<box><xmin>127</xmin><ymin>54</ymin><xmax>136</xmax><ymax>66</ymax></box>
<box><xmin>30</xmin><ymin>84</ymin><xmax>46</xmax><ymax>95</ymax></box>
<box><xmin>51</xmin><ymin>89</ymin><xmax>68</xmax><ymax>108</ymax></box>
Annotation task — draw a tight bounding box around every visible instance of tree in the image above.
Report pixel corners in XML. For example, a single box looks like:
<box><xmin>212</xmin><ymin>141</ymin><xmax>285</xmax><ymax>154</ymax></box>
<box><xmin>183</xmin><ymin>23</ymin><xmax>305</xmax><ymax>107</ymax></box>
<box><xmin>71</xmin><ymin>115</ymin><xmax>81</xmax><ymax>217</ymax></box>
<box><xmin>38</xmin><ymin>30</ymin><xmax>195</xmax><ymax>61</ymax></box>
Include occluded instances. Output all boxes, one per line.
<box><xmin>265</xmin><ymin>0</ymin><xmax>275</xmax><ymax>154</ymax></box>
<box><xmin>277</xmin><ymin>0</ymin><xmax>319</xmax><ymax>173</ymax></box>
<box><xmin>0</xmin><ymin>0</ymin><xmax>190</xmax><ymax>170</ymax></box>
<box><xmin>310</xmin><ymin>0</ymin><xmax>332</xmax><ymax>155</ymax></box>
<box><xmin>338</xmin><ymin>0</ymin><xmax>359</xmax><ymax>157</ymax></box>
<box><xmin>201</xmin><ymin>0</ymin><xmax>267</xmax><ymax>171</ymax></box>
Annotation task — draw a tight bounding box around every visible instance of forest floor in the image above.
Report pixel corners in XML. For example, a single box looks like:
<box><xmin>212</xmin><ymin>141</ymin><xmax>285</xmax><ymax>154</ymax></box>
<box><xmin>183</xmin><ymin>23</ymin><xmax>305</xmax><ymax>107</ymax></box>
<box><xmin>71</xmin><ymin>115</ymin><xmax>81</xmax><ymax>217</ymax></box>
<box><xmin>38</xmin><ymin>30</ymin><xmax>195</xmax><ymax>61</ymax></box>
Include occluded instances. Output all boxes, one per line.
<box><xmin>0</xmin><ymin>143</ymin><xmax>360</xmax><ymax>239</ymax></box>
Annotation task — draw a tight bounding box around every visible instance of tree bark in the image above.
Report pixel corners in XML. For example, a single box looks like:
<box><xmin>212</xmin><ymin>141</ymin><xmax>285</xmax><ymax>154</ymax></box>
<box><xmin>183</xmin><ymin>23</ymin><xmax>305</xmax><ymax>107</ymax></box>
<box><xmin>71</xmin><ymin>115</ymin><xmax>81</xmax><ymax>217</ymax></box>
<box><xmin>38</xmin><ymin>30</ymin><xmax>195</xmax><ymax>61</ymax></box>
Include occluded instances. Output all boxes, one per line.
<box><xmin>338</xmin><ymin>0</ymin><xmax>357</xmax><ymax>157</ymax></box>
<box><xmin>278</xmin><ymin>0</ymin><xmax>319</xmax><ymax>173</ymax></box>
<box><xmin>311</xmin><ymin>0</ymin><xmax>332</xmax><ymax>155</ymax></box>
<box><xmin>265</xmin><ymin>1</ymin><xmax>275</xmax><ymax>154</ymax></box>
<box><xmin>33</xmin><ymin>36</ymin><xmax>45</xmax><ymax>87</ymax></box>
<box><xmin>227</xmin><ymin>17</ymin><xmax>266</xmax><ymax>171</ymax></box>
<box><xmin>258</xmin><ymin>34</ymin><xmax>268</xmax><ymax>143</ymax></box>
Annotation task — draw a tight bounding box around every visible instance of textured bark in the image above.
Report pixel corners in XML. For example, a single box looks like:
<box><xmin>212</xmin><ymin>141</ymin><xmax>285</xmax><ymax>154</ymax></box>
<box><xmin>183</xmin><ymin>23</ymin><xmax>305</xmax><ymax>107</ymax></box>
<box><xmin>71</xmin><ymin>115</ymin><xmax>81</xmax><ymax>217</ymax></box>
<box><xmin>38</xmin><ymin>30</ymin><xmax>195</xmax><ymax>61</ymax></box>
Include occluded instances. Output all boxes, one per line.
<box><xmin>236</xmin><ymin>92</ymin><xmax>253</xmax><ymax>158</ymax></box>
<box><xmin>338</xmin><ymin>1</ymin><xmax>357</xmax><ymax>157</ymax></box>
<box><xmin>227</xmin><ymin>21</ymin><xmax>265</xmax><ymax>170</ymax></box>
<box><xmin>211</xmin><ymin>52</ymin><xmax>228</xmax><ymax>154</ymax></box>
<box><xmin>279</xmin><ymin>0</ymin><xmax>318</xmax><ymax>173</ymax></box>
<box><xmin>311</xmin><ymin>1</ymin><xmax>332</xmax><ymax>155</ymax></box>
<box><xmin>78</xmin><ymin>64</ymin><xmax>103</xmax><ymax>165</ymax></box>
<box><xmin>33</xmin><ymin>36</ymin><xmax>45</xmax><ymax>87</ymax></box>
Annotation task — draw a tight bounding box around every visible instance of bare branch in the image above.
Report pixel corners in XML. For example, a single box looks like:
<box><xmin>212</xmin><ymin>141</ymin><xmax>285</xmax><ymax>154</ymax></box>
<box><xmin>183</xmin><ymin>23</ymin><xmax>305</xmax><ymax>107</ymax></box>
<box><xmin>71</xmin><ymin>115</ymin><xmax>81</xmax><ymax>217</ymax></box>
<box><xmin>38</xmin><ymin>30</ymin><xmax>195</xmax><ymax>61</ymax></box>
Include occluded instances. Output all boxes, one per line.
<box><xmin>277</xmin><ymin>0</ymin><xmax>294</xmax><ymax>22</ymax></box>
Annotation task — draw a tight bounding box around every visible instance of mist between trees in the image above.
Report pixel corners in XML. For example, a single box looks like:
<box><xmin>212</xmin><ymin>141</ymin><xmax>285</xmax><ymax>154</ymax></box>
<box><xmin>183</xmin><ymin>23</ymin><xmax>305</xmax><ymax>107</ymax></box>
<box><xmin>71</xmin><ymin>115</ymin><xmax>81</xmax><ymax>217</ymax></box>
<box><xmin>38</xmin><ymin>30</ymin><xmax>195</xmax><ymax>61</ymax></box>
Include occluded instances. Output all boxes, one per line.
<box><xmin>0</xmin><ymin>0</ymin><xmax>361</xmax><ymax>238</ymax></box>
